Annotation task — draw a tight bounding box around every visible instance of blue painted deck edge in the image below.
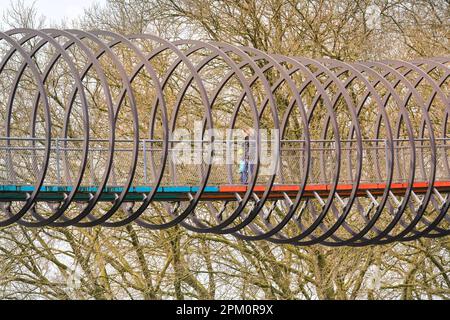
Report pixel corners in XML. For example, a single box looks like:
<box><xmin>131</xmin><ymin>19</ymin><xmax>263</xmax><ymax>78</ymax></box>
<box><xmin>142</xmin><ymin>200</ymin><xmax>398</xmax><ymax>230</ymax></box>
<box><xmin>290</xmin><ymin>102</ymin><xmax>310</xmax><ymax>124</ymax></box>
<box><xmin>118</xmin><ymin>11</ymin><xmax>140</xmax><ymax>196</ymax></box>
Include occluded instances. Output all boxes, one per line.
<box><xmin>0</xmin><ymin>185</ymin><xmax>220</xmax><ymax>193</ymax></box>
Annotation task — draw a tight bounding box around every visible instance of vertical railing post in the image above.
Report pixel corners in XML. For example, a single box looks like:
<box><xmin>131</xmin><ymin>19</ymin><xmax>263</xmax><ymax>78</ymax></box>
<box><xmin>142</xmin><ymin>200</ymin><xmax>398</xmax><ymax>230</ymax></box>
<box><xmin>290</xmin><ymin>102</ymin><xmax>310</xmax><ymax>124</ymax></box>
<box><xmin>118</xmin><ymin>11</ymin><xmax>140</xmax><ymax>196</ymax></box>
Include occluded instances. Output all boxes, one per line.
<box><xmin>384</xmin><ymin>139</ymin><xmax>389</xmax><ymax>182</ymax></box>
<box><xmin>90</xmin><ymin>147</ymin><xmax>95</xmax><ymax>186</ymax></box>
<box><xmin>143</xmin><ymin>139</ymin><xmax>148</xmax><ymax>185</ymax></box>
<box><xmin>6</xmin><ymin>137</ymin><xmax>13</xmax><ymax>184</ymax></box>
<box><xmin>56</xmin><ymin>138</ymin><xmax>61</xmax><ymax>185</ymax></box>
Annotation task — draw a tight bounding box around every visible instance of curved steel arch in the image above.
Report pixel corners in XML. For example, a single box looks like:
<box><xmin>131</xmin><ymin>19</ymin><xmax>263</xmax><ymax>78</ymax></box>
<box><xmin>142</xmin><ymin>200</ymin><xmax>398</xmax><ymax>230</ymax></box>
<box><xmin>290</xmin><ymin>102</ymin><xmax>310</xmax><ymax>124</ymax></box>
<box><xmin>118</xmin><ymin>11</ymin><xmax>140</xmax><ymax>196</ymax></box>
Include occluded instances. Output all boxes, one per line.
<box><xmin>0</xmin><ymin>29</ymin><xmax>448</xmax><ymax>247</ymax></box>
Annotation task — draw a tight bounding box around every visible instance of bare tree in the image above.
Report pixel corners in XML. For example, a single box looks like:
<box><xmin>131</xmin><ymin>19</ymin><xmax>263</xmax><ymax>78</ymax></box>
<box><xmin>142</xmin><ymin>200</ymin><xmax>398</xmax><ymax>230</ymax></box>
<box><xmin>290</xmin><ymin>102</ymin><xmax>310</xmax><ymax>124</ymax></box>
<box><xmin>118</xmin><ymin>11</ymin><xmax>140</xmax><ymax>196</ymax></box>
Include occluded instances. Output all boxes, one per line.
<box><xmin>1</xmin><ymin>0</ymin><xmax>46</xmax><ymax>30</ymax></box>
<box><xmin>0</xmin><ymin>0</ymin><xmax>449</xmax><ymax>300</ymax></box>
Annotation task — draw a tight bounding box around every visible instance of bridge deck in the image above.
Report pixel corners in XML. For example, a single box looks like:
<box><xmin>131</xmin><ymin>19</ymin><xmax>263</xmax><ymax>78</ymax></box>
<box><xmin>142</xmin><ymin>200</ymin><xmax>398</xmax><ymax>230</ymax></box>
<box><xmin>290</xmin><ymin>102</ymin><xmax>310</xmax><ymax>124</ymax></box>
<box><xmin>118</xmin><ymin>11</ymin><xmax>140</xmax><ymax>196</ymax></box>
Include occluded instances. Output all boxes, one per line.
<box><xmin>0</xmin><ymin>181</ymin><xmax>449</xmax><ymax>202</ymax></box>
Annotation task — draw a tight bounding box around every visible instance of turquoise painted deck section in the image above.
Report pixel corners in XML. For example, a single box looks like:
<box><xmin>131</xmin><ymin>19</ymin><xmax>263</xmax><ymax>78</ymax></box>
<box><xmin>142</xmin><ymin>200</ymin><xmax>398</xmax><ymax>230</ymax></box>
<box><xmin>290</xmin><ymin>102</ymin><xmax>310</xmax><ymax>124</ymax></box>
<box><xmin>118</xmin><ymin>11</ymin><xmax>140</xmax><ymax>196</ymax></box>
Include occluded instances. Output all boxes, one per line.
<box><xmin>0</xmin><ymin>185</ymin><xmax>220</xmax><ymax>193</ymax></box>
<box><xmin>0</xmin><ymin>185</ymin><xmax>220</xmax><ymax>202</ymax></box>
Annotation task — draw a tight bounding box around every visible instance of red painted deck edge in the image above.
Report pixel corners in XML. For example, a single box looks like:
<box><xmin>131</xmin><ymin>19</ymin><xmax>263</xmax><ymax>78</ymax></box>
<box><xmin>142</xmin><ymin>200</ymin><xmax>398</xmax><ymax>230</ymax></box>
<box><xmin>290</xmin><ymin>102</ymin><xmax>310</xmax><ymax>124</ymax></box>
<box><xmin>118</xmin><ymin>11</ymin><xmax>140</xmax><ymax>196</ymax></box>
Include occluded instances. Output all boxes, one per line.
<box><xmin>219</xmin><ymin>181</ymin><xmax>450</xmax><ymax>194</ymax></box>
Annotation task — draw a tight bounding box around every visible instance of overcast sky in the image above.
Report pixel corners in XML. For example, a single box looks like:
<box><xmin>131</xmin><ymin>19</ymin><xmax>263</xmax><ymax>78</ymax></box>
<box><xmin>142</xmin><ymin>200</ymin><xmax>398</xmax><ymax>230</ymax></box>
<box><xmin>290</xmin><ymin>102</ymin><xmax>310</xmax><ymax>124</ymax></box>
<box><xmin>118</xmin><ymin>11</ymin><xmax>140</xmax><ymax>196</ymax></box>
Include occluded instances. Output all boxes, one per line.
<box><xmin>0</xmin><ymin>0</ymin><xmax>106</xmax><ymax>25</ymax></box>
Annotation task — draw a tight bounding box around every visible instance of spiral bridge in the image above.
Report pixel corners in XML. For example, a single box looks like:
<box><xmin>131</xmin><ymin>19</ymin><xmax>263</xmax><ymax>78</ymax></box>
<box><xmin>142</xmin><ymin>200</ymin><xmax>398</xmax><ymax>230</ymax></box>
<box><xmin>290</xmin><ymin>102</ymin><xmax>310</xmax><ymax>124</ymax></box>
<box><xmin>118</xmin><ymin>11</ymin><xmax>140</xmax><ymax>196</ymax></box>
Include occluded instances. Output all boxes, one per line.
<box><xmin>0</xmin><ymin>28</ymin><xmax>449</xmax><ymax>246</ymax></box>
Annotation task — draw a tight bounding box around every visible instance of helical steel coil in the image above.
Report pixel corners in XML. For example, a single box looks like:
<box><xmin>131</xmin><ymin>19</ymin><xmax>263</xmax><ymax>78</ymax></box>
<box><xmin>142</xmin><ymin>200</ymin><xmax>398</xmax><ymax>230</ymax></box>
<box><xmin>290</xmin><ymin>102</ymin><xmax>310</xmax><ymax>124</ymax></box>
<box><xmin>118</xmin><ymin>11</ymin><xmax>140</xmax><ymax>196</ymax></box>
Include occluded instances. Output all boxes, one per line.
<box><xmin>0</xmin><ymin>28</ymin><xmax>449</xmax><ymax>246</ymax></box>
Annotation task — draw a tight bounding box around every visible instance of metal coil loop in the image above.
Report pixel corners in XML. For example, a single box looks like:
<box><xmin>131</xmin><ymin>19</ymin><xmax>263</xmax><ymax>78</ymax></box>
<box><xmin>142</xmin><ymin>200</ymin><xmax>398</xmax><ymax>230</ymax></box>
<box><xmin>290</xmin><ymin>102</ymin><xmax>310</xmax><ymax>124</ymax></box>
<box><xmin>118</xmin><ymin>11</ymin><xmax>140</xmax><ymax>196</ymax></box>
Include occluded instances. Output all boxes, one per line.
<box><xmin>0</xmin><ymin>29</ymin><xmax>448</xmax><ymax>246</ymax></box>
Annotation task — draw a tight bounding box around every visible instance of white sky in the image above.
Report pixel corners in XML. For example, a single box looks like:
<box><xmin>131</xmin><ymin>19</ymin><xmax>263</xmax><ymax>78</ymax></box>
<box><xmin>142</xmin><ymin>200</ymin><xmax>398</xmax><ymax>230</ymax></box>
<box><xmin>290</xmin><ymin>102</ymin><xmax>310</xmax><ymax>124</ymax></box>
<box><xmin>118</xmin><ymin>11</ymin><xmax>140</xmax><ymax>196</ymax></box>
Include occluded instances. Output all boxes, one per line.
<box><xmin>0</xmin><ymin>0</ymin><xmax>106</xmax><ymax>25</ymax></box>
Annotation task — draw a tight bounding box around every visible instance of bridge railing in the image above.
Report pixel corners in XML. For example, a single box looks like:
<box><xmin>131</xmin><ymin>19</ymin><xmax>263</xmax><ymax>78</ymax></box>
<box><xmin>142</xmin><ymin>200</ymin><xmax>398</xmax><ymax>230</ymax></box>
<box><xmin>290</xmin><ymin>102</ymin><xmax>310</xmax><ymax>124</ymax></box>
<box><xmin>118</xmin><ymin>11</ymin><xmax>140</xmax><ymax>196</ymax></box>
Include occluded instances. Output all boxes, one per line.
<box><xmin>0</xmin><ymin>136</ymin><xmax>448</xmax><ymax>187</ymax></box>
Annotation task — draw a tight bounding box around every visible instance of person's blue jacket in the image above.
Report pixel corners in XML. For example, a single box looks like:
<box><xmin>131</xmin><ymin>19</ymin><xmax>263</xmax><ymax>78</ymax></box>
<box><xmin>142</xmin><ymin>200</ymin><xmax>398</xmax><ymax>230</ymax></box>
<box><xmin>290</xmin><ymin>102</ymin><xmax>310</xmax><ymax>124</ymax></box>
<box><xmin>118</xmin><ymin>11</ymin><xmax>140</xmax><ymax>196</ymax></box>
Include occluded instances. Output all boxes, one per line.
<box><xmin>239</xmin><ymin>161</ymin><xmax>246</xmax><ymax>173</ymax></box>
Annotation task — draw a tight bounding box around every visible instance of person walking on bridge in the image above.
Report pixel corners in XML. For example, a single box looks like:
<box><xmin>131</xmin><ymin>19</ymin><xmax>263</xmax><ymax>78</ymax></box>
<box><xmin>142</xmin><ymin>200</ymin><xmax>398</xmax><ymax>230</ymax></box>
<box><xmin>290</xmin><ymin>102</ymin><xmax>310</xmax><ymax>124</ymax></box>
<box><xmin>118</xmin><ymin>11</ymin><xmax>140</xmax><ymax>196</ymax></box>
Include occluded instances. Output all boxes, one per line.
<box><xmin>239</xmin><ymin>128</ymin><xmax>256</xmax><ymax>184</ymax></box>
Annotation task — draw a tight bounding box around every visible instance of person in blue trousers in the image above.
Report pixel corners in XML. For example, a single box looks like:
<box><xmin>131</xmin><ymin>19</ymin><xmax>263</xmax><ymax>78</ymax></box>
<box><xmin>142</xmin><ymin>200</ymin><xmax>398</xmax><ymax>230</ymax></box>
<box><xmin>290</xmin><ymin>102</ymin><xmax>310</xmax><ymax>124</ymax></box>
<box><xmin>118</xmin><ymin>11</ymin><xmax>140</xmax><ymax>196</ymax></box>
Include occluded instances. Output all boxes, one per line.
<box><xmin>239</xmin><ymin>128</ymin><xmax>255</xmax><ymax>184</ymax></box>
